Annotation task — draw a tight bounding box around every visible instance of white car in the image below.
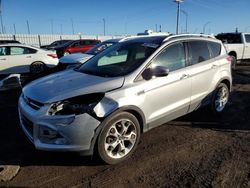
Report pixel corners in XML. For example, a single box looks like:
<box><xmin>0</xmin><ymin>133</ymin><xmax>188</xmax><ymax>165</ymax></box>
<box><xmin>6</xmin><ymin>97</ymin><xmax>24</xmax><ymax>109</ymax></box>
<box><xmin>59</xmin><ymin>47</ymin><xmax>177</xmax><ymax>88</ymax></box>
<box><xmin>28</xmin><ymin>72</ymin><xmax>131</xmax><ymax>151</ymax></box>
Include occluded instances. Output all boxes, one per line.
<box><xmin>0</xmin><ymin>43</ymin><xmax>58</xmax><ymax>74</ymax></box>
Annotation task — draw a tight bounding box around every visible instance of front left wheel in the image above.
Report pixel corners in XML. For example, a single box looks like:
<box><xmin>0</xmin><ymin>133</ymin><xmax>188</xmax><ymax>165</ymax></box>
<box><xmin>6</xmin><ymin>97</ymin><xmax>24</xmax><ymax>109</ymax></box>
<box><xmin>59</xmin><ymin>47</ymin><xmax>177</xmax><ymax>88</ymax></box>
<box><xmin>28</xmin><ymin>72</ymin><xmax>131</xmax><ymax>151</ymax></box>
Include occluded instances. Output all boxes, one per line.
<box><xmin>97</xmin><ymin>112</ymin><xmax>141</xmax><ymax>164</ymax></box>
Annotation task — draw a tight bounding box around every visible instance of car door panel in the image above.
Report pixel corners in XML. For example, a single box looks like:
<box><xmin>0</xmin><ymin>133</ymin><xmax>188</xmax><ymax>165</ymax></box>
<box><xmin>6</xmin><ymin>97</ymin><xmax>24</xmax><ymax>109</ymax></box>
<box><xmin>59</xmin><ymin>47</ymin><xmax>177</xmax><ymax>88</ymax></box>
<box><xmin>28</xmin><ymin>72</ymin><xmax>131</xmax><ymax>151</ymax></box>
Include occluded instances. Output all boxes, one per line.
<box><xmin>142</xmin><ymin>68</ymin><xmax>191</xmax><ymax>128</ymax></box>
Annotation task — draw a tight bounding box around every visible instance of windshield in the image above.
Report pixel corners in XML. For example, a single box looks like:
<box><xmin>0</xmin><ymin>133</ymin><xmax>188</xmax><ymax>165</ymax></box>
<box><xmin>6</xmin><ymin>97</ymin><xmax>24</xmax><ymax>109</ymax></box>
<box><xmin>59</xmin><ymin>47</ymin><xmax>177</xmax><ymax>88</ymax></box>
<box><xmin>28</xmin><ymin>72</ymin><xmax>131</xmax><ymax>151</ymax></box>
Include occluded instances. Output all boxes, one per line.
<box><xmin>85</xmin><ymin>41</ymin><xmax>116</xmax><ymax>55</ymax></box>
<box><xmin>77</xmin><ymin>42</ymin><xmax>159</xmax><ymax>77</ymax></box>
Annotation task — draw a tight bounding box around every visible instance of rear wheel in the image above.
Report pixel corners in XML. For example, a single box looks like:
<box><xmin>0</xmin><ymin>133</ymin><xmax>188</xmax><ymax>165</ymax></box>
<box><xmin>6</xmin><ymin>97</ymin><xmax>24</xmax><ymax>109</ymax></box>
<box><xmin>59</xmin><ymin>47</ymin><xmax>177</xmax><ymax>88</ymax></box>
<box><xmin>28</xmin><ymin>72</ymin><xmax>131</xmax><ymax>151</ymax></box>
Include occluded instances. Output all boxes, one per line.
<box><xmin>30</xmin><ymin>61</ymin><xmax>47</xmax><ymax>74</ymax></box>
<box><xmin>211</xmin><ymin>83</ymin><xmax>229</xmax><ymax>114</ymax></box>
<box><xmin>97</xmin><ymin>112</ymin><xmax>140</xmax><ymax>164</ymax></box>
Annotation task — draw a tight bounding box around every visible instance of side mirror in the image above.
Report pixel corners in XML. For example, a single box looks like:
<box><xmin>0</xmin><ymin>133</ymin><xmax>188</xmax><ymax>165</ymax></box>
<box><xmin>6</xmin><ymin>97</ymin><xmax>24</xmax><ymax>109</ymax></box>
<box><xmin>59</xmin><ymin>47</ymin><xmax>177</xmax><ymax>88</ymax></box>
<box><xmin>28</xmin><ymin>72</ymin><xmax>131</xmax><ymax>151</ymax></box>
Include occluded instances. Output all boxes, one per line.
<box><xmin>142</xmin><ymin>66</ymin><xmax>169</xmax><ymax>80</ymax></box>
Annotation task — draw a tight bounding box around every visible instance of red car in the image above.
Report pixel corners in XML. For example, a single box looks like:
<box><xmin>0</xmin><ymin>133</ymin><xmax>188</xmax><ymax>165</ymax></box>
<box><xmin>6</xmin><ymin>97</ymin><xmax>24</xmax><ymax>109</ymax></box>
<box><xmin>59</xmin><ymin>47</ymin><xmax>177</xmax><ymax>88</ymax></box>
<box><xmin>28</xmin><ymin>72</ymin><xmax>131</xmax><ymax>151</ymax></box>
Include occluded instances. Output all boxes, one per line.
<box><xmin>55</xmin><ymin>39</ymin><xmax>100</xmax><ymax>58</ymax></box>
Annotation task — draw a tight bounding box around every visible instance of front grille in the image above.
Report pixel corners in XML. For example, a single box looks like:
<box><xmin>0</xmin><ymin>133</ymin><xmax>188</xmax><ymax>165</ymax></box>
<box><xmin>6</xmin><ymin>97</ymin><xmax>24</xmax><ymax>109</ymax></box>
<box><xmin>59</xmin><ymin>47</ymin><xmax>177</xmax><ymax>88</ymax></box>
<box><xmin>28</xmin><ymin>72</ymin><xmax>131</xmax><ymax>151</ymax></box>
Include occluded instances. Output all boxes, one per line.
<box><xmin>23</xmin><ymin>95</ymin><xmax>43</xmax><ymax>110</ymax></box>
<box><xmin>21</xmin><ymin>115</ymin><xmax>34</xmax><ymax>138</ymax></box>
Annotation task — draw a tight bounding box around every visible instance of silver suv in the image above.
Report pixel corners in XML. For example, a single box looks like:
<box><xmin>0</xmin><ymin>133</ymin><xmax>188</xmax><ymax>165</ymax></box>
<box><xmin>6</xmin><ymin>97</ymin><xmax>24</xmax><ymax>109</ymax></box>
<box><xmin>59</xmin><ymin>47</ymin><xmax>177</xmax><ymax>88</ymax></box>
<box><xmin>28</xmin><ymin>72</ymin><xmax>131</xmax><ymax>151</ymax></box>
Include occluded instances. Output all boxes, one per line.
<box><xmin>19</xmin><ymin>34</ymin><xmax>232</xmax><ymax>164</ymax></box>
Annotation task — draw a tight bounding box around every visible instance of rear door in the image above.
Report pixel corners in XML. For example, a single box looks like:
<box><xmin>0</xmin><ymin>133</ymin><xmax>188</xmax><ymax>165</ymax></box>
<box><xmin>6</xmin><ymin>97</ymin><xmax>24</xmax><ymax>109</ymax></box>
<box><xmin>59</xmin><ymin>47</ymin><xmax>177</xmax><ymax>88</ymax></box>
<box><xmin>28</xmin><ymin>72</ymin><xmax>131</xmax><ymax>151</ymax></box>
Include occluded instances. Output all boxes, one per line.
<box><xmin>243</xmin><ymin>34</ymin><xmax>250</xmax><ymax>59</ymax></box>
<box><xmin>187</xmin><ymin>40</ymin><xmax>221</xmax><ymax>112</ymax></box>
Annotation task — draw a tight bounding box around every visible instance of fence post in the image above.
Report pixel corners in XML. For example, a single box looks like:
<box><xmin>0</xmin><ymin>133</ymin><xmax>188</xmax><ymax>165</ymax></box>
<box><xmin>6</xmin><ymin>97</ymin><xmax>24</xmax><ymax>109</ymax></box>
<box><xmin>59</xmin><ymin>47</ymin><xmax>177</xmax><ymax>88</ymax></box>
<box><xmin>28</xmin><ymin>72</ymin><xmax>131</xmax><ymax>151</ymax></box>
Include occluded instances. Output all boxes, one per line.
<box><xmin>13</xmin><ymin>35</ymin><xmax>16</xmax><ymax>41</ymax></box>
<box><xmin>60</xmin><ymin>35</ymin><xmax>62</xmax><ymax>40</ymax></box>
<box><xmin>38</xmin><ymin>35</ymin><xmax>41</xmax><ymax>47</ymax></box>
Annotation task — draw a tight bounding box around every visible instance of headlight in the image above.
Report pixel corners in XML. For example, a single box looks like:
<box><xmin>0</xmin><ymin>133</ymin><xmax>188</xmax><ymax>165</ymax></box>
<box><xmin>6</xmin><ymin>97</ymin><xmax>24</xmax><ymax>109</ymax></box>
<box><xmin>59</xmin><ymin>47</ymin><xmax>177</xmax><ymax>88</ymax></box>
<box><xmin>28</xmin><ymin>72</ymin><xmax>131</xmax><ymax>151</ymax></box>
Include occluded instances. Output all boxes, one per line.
<box><xmin>48</xmin><ymin>93</ymin><xmax>104</xmax><ymax>116</ymax></box>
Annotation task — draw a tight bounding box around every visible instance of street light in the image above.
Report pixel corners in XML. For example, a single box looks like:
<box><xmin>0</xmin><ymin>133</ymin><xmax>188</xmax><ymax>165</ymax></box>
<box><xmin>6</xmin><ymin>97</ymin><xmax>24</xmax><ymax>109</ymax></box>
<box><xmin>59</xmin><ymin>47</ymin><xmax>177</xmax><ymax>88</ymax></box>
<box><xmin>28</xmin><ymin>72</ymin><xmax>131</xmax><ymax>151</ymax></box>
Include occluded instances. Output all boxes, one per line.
<box><xmin>180</xmin><ymin>9</ymin><xmax>188</xmax><ymax>33</ymax></box>
<box><xmin>103</xmin><ymin>18</ymin><xmax>106</xmax><ymax>36</ymax></box>
<box><xmin>203</xmin><ymin>21</ymin><xmax>211</xmax><ymax>34</ymax></box>
<box><xmin>174</xmin><ymin>0</ymin><xmax>183</xmax><ymax>34</ymax></box>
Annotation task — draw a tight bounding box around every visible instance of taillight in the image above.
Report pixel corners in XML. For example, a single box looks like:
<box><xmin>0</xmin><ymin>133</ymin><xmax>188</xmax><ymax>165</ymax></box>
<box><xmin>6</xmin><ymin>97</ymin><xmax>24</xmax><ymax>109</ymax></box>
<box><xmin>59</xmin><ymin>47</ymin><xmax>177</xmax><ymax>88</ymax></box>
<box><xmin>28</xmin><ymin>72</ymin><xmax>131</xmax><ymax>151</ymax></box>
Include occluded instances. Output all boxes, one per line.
<box><xmin>47</xmin><ymin>54</ymin><xmax>58</xmax><ymax>58</ymax></box>
<box><xmin>226</xmin><ymin>56</ymin><xmax>232</xmax><ymax>63</ymax></box>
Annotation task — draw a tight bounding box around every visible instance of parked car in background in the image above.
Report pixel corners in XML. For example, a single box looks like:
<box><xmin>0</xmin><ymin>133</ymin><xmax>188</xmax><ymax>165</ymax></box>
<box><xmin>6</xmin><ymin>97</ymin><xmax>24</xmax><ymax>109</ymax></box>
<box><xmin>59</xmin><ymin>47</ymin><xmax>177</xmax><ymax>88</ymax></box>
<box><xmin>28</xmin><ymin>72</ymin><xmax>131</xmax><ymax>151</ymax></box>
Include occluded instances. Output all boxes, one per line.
<box><xmin>55</xmin><ymin>39</ymin><xmax>101</xmax><ymax>58</ymax></box>
<box><xmin>57</xmin><ymin>38</ymin><xmax>122</xmax><ymax>70</ymax></box>
<box><xmin>216</xmin><ymin>32</ymin><xmax>250</xmax><ymax>66</ymax></box>
<box><xmin>0</xmin><ymin>43</ymin><xmax>58</xmax><ymax>75</ymax></box>
<box><xmin>0</xmin><ymin>40</ymin><xmax>20</xmax><ymax>44</ymax></box>
<box><xmin>40</xmin><ymin>40</ymin><xmax>72</xmax><ymax>50</ymax></box>
<box><xmin>19</xmin><ymin>34</ymin><xmax>232</xmax><ymax>164</ymax></box>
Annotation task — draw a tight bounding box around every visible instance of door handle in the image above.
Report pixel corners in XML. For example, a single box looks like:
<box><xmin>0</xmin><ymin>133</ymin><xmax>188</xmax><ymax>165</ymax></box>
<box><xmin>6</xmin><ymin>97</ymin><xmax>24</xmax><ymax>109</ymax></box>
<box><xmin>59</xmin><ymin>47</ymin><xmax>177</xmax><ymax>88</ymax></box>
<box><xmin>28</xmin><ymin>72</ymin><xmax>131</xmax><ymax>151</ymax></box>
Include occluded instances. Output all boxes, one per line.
<box><xmin>211</xmin><ymin>64</ymin><xmax>218</xmax><ymax>69</ymax></box>
<box><xmin>180</xmin><ymin>74</ymin><xmax>189</xmax><ymax>80</ymax></box>
<box><xmin>26</xmin><ymin>56</ymin><xmax>32</xmax><ymax>58</ymax></box>
<box><xmin>0</xmin><ymin>58</ymin><xmax>6</xmax><ymax>60</ymax></box>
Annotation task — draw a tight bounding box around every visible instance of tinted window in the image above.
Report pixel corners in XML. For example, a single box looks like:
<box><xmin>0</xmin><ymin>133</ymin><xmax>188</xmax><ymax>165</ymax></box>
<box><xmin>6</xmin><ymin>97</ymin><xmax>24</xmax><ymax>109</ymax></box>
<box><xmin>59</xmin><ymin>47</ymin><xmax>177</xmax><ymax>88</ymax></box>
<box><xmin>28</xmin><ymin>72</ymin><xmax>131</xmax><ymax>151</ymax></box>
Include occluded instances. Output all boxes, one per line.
<box><xmin>188</xmin><ymin>41</ymin><xmax>210</xmax><ymax>65</ymax></box>
<box><xmin>216</xmin><ymin>33</ymin><xmax>242</xmax><ymax>44</ymax></box>
<box><xmin>245</xmin><ymin>34</ymin><xmax>250</xmax><ymax>43</ymax></box>
<box><xmin>208</xmin><ymin>42</ymin><xmax>221</xmax><ymax>58</ymax></box>
<box><xmin>25</xmin><ymin>47</ymin><xmax>37</xmax><ymax>54</ymax></box>
<box><xmin>152</xmin><ymin>43</ymin><xmax>186</xmax><ymax>72</ymax></box>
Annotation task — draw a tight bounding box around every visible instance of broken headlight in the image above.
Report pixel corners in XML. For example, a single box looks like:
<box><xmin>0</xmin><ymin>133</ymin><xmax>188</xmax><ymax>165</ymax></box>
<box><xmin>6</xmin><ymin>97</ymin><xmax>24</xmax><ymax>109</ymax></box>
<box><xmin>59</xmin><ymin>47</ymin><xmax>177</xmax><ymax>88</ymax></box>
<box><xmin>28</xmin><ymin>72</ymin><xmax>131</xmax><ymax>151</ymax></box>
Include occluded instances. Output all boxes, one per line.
<box><xmin>48</xmin><ymin>93</ymin><xmax>104</xmax><ymax>116</ymax></box>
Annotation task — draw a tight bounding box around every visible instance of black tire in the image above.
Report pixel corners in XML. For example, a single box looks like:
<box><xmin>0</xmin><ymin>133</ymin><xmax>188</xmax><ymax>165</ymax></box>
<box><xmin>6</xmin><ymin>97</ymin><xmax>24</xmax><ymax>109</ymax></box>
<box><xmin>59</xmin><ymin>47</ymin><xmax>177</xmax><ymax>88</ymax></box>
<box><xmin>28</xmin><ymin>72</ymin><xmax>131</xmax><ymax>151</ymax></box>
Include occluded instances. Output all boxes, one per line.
<box><xmin>30</xmin><ymin>61</ymin><xmax>47</xmax><ymax>74</ymax></box>
<box><xmin>97</xmin><ymin>112</ymin><xmax>140</xmax><ymax>164</ymax></box>
<box><xmin>210</xmin><ymin>83</ymin><xmax>229</xmax><ymax>115</ymax></box>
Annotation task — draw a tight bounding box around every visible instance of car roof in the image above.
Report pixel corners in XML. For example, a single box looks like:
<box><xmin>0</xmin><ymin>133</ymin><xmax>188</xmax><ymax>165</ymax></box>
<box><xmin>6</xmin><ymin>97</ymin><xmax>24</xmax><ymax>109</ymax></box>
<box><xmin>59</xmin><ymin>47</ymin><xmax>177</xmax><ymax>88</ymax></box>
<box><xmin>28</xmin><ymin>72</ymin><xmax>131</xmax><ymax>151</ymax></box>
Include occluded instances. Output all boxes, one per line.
<box><xmin>0</xmin><ymin>43</ymin><xmax>42</xmax><ymax>49</ymax></box>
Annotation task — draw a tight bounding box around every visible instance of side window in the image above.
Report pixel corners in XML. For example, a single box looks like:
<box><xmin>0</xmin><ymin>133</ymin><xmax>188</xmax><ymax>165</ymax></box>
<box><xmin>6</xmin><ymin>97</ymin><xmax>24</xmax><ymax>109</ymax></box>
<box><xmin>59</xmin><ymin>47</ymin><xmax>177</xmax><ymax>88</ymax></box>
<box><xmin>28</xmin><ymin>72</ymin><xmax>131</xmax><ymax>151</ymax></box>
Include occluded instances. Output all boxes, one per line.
<box><xmin>208</xmin><ymin>42</ymin><xmax>221</xmax><ymax>58</ymax></box>
<box><xmin>151</xmin><ymin>43</ymin><xmax>186</xmax><ymax>72</ymax></box>
<box><xmin>188</xmin><ymin>41</ymin><xmax>210</xmax><ymax>65</ymax></box>
<box><xmin>245</xmin><ymin>34</ymin><xmax>250</xmax><ymax>43</ymax></box>
<box><xmin>72</xmin><ymin>41</ymin><xmax>80</xmax><ymax>47</ymax></box>
<box><xmin>0</xmin><ymin>47</ymin><xmax>8</xmax><ymax>56</ymax></box>
<box><xmin>10</xmin><ymin>47</ymin><xmax>25</xmax><ymax>55</ymax></box>
<box><xmin>24</xmin><ymin>47</ymin><xmax>37</xmax><ymax>54</ymax></box>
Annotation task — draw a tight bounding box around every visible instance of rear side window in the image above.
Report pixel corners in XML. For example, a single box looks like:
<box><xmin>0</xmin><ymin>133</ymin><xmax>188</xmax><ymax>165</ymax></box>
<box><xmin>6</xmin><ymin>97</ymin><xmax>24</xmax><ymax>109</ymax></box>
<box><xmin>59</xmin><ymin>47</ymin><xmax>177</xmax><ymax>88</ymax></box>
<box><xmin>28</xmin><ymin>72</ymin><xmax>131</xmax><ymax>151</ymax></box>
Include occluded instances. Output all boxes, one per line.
<box><xmin>216</xmin><ymin>34</ymin><xmax>242</xmax><ymax>44</ymax></box>
<box><xmin>188</xmin><ymin>41</ymin><xmax>210</xmax><ymax>65</ymax></box>
<box><xmin>245</xmin><ymin>34</ymin><xmax>250</xmax><ymax>43</ymax></box>
<box><xmin>208</xmin><ymin>42</ymin><xmax>221</xmax><ymax>58</ymax></box>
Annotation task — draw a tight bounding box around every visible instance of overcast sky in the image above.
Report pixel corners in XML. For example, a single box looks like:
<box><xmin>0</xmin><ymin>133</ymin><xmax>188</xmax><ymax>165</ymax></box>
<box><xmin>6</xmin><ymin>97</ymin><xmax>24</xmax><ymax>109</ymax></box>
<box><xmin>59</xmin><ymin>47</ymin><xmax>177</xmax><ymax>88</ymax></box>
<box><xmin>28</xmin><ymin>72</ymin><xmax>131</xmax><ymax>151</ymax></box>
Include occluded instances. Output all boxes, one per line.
<box><xmin>2</xmin><ymin>0</ymin><xmax>250</xmax><ymax>35</ymax></box>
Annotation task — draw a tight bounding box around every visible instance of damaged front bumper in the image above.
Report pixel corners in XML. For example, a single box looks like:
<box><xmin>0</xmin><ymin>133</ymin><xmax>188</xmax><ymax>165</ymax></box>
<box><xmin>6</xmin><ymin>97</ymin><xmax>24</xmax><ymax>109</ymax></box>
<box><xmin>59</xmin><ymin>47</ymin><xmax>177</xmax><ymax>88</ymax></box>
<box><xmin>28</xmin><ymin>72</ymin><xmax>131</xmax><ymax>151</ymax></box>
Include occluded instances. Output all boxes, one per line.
<box><xmin>18</xmin><ymin>94</ymin><xmax>101</xmax><ymax>155</ymax></box>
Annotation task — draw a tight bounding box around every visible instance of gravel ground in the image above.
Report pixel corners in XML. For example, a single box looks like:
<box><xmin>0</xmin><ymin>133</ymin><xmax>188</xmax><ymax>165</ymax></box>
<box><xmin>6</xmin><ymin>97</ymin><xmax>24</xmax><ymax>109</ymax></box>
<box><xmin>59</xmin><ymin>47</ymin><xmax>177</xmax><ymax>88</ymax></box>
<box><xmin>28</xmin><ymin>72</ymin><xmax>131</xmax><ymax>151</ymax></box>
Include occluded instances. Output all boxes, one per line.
<box><xmin>0</xmin><ymin>66</ymin><xmax>250</xmax><ymax>188</ymax></box>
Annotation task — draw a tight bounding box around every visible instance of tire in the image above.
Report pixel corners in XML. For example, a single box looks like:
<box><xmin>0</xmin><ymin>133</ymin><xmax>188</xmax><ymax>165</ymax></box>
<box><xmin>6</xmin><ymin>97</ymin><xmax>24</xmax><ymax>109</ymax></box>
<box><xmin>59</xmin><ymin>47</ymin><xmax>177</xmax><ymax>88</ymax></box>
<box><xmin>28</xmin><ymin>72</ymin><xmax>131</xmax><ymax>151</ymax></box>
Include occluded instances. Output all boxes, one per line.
<box><xmin>97</xmin><ymin>112</ymin><xmax>141</xmax><ymax>164</ymax></box>
<box><xmin>211</xmin><ymin>83</ymin><xmax>229</xmax><ymax>114</ymax></box>
<box><xmin>30</xmin><ymin>61</ymin><xmax>46</xmax><ymax>74</ymax></box>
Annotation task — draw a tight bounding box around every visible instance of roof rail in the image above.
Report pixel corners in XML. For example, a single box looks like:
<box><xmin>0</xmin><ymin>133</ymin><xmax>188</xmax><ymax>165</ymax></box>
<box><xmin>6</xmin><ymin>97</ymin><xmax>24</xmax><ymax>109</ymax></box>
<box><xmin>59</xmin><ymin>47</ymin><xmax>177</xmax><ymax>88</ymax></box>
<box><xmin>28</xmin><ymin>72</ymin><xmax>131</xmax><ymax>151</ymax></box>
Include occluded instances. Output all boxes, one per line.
<box><xmin>119</xmin><ymin>33</ymin><xmax>170</xmax><ymax>42</ymax></box>
<box><xmin>162</xmin><ymin>33</ymin><xmax>215</xmax><ymax>42</ymax></box>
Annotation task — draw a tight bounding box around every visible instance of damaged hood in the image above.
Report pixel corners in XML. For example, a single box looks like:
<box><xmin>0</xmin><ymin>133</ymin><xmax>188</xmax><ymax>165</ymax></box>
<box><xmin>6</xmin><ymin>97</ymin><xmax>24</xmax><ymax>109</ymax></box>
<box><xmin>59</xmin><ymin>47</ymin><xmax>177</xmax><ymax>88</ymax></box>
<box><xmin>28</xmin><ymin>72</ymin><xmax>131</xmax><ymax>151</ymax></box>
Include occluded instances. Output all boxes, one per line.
<box><xmin>59</xmin><ymin>53</ymin><xmax>93</xmax><ymax>64</ymax></box>
<box><xmin>23</xmin><ymin>70</ymin><xmax>124</xmax><ymax>104</ymax></box>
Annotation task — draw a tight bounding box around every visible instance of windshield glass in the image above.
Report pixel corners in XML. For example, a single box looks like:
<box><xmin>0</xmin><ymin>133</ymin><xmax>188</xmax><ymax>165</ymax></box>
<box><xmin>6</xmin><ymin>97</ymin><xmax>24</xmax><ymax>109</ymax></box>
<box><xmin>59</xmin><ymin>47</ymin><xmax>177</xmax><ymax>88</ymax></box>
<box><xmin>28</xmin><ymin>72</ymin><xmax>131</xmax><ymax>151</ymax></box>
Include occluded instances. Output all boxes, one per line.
<box><xmin>85</xmin><ymin>42</ymin><xmax>116</xmax><ymax>55</ymax></box>
<box><xmin>77</xmin><ymin>42</ymin><xmax>159</xmax><ymax>77</ymax></box>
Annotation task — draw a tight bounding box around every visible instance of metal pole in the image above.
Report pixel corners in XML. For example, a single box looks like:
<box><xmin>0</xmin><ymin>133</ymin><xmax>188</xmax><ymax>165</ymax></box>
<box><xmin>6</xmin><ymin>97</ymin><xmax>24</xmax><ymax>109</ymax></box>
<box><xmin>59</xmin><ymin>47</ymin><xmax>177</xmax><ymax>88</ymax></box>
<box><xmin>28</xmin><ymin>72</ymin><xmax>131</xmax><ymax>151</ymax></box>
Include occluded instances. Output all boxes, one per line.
<box><xmin>13</xmin><ymin>23</ymin><xmax>16</xmax><ymax>34</ymax></box>
<box><xmin>50</xmin><ymin>19</ymin><xmax>54</xmax><ymax>34</ymax></box>
<box><xmin>181</xmin><ymin>10</ymin><xmax>188</xmax><ymax>33</ymax></box>
<box><xmin>0</xmin><ymin>14</ymin><xmax>3</xmax><ymax>33</ymax></box>
<box><xmin>203</xmin><ymin>21</ymin><xmax>211</xmax><ymax>34</ymax></box>
<box><xmin>26</xmin><ymin>20</ymin><xmax>30</xmax><ymax>34</ymax></box>
<box><xmin>103</xmin><ymin>18</ymin><xmax>106</xmax><ymax>36</ymax></box>
<box><xmin>60</xmin><ymin>24</ymin><xmax>63</xmax><ymax>35</ymax></box>
<box><xmin>174</xmin><ymin>0</ymin><xmax>183</xmax><ymax>34</ymax></box>
<box><xmin>71</xmin><ymin>18</ymin><xmax>74</xmax><ymax>35</ymax></box>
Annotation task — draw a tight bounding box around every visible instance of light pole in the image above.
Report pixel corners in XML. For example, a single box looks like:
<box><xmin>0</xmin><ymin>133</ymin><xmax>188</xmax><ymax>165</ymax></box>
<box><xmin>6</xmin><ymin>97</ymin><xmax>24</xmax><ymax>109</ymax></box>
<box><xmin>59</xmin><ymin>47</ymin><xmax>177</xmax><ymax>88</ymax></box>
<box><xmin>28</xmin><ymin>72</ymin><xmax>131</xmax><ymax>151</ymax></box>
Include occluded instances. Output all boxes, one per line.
<box><xmin>180</xmin><ymin>9</ymin><xmax>188</xmax><ymax>33</ymax></box>
<box><xmin>174</xmin><ymin>0</ymin><xmax>183</xmax><ymax>34</ymax></box>
<box><xmin>203</xmin><ymin>21</ymin><xmax>211</xmax><ymax>34</ymax></box>
<box><xmin>71</xmin><ymin>18</ymin><xmax>75</xmax><ymax>35</ymax></box>
<box><xmin>26</xmin><ymin>20</ymin><xmax>30</xmax><ymax>34</ymax></box>
<box><xmin>103</xmin><ymin>18</ymin><xmax>106</xmax><ymax>36</ymax></box>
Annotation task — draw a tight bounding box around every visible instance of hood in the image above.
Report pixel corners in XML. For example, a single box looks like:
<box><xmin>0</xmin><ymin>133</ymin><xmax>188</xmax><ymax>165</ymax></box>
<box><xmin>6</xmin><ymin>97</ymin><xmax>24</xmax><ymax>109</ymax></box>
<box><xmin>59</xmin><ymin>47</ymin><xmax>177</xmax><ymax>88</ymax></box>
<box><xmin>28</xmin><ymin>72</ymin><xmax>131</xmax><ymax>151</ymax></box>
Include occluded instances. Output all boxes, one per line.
<box><xmin>59</xmin><ymin>53</ymin><xmax>93</xmax><ymax>64</ymax></box>
<box><xmin>23</xmin><ymin>70</ymin><xmax>124</xmax><ymax>104</ymax></box>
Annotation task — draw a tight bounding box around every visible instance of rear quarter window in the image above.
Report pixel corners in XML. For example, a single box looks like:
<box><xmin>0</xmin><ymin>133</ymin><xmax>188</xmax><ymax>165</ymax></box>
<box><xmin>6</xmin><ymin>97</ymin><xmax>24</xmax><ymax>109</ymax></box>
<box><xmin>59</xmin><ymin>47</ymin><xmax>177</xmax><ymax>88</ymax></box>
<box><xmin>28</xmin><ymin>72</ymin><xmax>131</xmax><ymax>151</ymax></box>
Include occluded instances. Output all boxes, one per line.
<box><xmin>208</xmin><ymin>42</ymin><xmax>221</xmax><ymax>58</ymax></box>
<box><xmin>244</xmin><ymin>34</ymin><xmax>250</xmax><ymax>43</ymax></box>
<box><xmin>188</xmin><ymin>41</ymin><xmax>210</xmax><ymax>65</ymax></box>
